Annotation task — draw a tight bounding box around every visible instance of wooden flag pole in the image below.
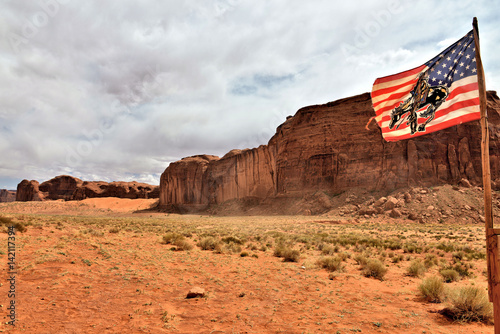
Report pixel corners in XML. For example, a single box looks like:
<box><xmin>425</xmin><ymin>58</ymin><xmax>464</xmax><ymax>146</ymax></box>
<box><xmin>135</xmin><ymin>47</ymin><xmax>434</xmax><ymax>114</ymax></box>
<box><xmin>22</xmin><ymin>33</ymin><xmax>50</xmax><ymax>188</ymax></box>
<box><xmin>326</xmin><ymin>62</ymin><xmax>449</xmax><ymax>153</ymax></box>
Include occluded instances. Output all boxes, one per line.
<box><xmin>473</xmin><ymin>17</ymin><xmax>500</xmax><ymax>330</ymax></box>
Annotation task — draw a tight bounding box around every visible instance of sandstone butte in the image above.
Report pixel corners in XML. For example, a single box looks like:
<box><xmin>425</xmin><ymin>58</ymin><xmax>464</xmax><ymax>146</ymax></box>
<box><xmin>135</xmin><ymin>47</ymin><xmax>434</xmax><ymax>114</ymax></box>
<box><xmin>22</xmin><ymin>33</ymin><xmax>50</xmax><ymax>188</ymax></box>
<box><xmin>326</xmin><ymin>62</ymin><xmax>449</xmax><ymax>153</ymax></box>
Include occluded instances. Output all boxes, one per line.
<box><xmin>0</xmin><ymin>189</ymin><xmax>16</xmax><ymax>203</ymax></box>
<box><xmin>159</xmin><ymin>91</ymin><xmax>500</xmax><ymax>214</ymax></box>
<box><xmin>16</xmin><ymin>175</ymin><xmax>159</xmax><ymax>201</ymax></box>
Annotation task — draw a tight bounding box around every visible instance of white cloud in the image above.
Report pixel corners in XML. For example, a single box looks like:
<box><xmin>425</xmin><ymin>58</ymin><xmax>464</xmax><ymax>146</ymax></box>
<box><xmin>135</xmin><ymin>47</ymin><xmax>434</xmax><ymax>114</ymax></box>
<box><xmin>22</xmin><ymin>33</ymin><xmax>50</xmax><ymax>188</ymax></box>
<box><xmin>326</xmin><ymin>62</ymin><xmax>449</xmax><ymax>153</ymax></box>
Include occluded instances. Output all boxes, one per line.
<box><xmin>0</xmin><ymin>0</ymin><xmax>499</xmax><ymax>189</ymax></box>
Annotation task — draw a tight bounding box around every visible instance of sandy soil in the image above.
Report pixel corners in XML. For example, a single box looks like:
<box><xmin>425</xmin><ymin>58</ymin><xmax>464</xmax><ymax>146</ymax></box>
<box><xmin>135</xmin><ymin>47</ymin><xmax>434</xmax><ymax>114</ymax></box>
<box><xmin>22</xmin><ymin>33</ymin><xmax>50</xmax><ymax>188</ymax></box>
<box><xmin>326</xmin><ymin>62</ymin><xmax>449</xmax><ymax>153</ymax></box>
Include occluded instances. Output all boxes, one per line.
<box><xmin>0</xmin><ymin>195</ymin><xmax>496</xmax><ymax>333</ymax></box>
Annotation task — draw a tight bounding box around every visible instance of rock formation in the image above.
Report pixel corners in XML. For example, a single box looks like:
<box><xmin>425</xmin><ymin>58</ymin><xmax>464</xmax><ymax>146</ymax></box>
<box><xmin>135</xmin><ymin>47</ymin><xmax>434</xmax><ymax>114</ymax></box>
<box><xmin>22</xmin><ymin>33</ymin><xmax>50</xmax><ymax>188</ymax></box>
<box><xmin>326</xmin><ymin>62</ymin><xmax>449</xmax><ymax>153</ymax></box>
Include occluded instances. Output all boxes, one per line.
<box><xmin>16</xmin><ymin>175</ymin><xmax>159</xmax><ymax>201</ymax></box>
<box><xmin>159</xmin><ymin>91</ymin><xmax>500</xmax><ymax>213</ymax></box>
<box><xmin>0</xmin><ymin>189</ymin><xmax>16</xmax><ymax>203</ymax></box>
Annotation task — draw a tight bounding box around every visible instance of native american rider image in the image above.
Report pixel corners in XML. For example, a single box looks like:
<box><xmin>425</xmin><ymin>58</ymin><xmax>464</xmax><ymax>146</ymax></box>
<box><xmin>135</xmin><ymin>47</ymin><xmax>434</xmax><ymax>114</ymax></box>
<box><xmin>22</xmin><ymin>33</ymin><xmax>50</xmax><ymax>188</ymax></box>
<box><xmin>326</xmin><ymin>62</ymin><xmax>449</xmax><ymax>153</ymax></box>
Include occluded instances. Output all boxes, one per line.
<box><xmin>389</xmin><ymin>71</ymin><xmax>449</xmax><ymax>135</ymax></box>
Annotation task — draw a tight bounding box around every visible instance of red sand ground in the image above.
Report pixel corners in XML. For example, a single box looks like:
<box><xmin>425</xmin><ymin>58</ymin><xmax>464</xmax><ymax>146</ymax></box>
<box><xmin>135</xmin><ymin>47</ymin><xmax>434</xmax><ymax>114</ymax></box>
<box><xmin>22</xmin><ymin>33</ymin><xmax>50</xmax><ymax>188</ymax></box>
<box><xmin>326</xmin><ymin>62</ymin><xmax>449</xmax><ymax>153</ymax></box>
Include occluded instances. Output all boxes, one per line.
<box><xmin>0</xmin><ymin>197</ymin><xmax>495</xmax><ymax>333</ymax></box>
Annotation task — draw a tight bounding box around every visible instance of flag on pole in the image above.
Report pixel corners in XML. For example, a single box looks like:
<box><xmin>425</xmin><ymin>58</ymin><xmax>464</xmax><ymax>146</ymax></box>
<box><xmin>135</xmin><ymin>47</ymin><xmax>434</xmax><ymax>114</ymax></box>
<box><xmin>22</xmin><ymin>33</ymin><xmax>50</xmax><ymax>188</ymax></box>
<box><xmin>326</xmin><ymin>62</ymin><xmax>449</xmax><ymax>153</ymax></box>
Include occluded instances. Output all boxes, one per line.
<box><xmin>371</xmin><ymin>30</ymin><xmax>480</xmax><ymax>141</ymax></box>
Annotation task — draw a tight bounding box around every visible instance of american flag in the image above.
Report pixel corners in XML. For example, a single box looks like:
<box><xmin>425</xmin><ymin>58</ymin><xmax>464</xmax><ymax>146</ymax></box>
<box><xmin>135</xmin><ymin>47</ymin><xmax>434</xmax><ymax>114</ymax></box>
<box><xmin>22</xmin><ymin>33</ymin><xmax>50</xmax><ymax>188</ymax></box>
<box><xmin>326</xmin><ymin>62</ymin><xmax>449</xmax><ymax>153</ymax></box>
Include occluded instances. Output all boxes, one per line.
<box><xmin>371</xmin><ymin>30</ymin><xmax>479</xmax><ymax>141</ymax></box>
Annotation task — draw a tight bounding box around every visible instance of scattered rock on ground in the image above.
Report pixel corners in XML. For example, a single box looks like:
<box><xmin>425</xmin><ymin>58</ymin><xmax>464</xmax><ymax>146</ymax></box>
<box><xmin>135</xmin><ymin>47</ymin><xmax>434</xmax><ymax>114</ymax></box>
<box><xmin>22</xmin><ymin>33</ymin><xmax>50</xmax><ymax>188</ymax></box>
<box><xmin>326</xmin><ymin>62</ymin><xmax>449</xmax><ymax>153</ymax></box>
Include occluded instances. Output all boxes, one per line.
<box><xmin>408</xmin><ymin>212</ymin><xmax>418</xmax><ymax>221</ymax></box>
<box><xmin>459</xmin><ymin>178</ymin><xmax>472</xmax><ymax>188</ymax></box>
<box><xmin>389</xmin><ymin>209</ymin><xmax>402</xmax><ymax>218</ymax></box>
<box><xmin>374</xmin><ymin>197</ymin><xmax>387</xmax><ymax>207</ymax></box>
<box><xmin>404</xmin><ymin>192</ymin><xmax>412</xmax><ymax>203</ymax></box>
<box><xmin>383</xmin><ymin>197</ymin><xmax>398</xmax><ymax>211</ymax></box>
<box><xmin>186</xmin><ymin>287</ymin><xmax>206</xmax><ymax>299</ymax></box>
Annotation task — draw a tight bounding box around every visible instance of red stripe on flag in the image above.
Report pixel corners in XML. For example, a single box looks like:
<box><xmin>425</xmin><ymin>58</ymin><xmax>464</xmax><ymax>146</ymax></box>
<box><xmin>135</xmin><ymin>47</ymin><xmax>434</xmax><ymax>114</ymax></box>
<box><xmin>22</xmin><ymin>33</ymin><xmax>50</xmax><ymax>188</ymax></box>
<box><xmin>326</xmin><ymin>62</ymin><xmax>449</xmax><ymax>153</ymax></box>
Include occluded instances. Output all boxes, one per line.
<box><xmin>371</xmin><ymin>77</ymin><xmax>418</xmax><ymax>99</ymax></box>
<box><xmin>382</xmin><ymin>112</ymin><xmax>480</xmax><ymax>141</ymax></box>
<box><xmin>446</xmin><ymin>82</ymin><xmax>479</xmax><ymax>100</ymax></box>
<box><xmin>372</xmin><ymin>90</ymin><xmax>411</xmax><ymax>109</ymax></box>
<box><xmin>373</xmin><ymin>65</ymin><xmax>426</xmax><ymax>85</ymax></box>
<box><xmin>380</xmin><ymin>98</ymin><xmax>480</xmax><ymax>134</ymax></box>
<box><xmin>375</xmin><ymin>100</ymin><xmax>406</xmax><ymax>116</ymax></box>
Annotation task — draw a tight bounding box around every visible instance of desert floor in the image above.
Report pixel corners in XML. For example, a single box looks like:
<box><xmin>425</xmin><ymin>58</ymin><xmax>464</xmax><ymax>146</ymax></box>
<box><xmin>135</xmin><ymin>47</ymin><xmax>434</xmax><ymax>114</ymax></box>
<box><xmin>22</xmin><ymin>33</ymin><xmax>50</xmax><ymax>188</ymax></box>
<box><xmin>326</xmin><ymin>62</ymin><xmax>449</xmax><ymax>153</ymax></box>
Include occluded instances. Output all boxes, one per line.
<box><xmin>0</xmin><ymin>195</ymin><xmax>496</xmax><ymax>333</ymax></box>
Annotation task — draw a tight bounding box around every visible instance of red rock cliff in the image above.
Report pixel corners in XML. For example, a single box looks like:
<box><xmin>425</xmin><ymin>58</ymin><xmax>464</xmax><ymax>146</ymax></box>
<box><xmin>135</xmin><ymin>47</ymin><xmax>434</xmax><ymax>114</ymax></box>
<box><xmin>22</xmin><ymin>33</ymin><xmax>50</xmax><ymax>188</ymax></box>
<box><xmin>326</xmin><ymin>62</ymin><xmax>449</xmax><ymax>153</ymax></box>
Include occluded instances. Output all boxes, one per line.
<box><xmin>160</xmin><ymin>91</ymin><xmax>500</xmax><ymax>212</ymax></box>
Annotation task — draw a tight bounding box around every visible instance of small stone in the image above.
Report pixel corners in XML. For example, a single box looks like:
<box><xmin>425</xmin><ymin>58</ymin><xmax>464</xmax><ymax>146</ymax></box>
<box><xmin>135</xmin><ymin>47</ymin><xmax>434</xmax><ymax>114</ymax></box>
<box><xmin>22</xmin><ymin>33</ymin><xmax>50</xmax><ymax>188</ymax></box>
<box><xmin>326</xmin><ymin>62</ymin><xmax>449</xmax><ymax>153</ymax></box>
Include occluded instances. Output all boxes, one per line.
<box><xmin>479</xmin><ymin>215</ymin><xmax>485</xmax><ymax>223</ymax></box>
<box><xmin>389</xmin><ymin>209</ymin><xmax>402</xmax><ymax>218</ymax></box>
<box><xmin>408</xmin><ymin>213</ymin><xmax>418</xmax><ymax>221</ymax></box>
<box><xmin>464</xmin><ymin>205</ymin><xmax>471</xmax><ymax>210</ymax></box>
<box><xmin>459</xmin><ymin>178</ymin><xmax>472</xmax><ymax>188</ymax></box>
<box><xmin>374</xmin><ymin>197</ymin><xmax>387</xmax><ymax>207</ymax></box>
<box><xmin>404</xmin><ymin>192</ymin><xmax>412</xmax><ymax>203</ymax></box>
<box><xmin>383</xmin><ymin>197</ymin><xmax>398</xmax><ymax>211</ymax></box>
<box><xmin>186</xmin><ymin>287</ymin><xmax>206</xmax><ymax>299</ymax></box>
<box><xmin>427</xmin><ymin>205</ymin><xmax>435</xmax><ymax>211</ymax></box>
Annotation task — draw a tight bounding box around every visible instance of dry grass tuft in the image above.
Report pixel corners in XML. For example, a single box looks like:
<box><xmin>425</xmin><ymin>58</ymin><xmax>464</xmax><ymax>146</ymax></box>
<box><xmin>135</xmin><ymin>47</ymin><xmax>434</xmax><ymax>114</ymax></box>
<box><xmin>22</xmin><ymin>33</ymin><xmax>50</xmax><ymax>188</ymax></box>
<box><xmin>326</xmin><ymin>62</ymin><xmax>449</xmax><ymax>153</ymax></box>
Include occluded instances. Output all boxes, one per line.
<box><xmin>441</xmin><ymin>286</ymin><xmax>492</xmax><ymax>323</ymax></box>
<box><xmin>361</xmin><ymin>259</ymin><xmax>387</xmax><ymax>280</ymax></box>
<box><xmin>419</xmin><ymin>276</ymin><xmax>446</xmax><ymax>303</ymax></box>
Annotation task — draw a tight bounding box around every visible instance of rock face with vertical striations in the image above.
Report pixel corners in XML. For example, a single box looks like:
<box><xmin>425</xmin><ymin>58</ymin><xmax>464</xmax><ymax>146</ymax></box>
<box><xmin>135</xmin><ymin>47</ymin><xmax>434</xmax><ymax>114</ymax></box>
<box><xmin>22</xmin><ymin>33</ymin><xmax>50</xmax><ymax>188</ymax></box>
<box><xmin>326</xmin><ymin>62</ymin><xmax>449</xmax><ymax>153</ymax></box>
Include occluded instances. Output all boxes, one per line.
<box><xmin>0</xmin><ymin>189</ymin><xmax>16</xmax><ymax>203</ymax></box>
<box><xmin>16</xmin><ymin>175</ymin><xmax>159</xmax><ymax>201</ymax></box>
<box><xmin>159</xmin><ymin>91</ymin><xmax>500</xmax><ymax>213</ymax></box>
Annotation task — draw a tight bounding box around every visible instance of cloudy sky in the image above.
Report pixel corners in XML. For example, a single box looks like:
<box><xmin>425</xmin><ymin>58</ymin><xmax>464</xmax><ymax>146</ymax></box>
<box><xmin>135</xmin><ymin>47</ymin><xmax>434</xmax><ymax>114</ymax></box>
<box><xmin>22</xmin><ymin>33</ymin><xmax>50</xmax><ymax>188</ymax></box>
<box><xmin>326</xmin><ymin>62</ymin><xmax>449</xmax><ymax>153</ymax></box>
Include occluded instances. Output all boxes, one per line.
<box><xmin>1</xmin><ymin>0</ymin><xmax>499</xmax><ymax>189</ymax></box>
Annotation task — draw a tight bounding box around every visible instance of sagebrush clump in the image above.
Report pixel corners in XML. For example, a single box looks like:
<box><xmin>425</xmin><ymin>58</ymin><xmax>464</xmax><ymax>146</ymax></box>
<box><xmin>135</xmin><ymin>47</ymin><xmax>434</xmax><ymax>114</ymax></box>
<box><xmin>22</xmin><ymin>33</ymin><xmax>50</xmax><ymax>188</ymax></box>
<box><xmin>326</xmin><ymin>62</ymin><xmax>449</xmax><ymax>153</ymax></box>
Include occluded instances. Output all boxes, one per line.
<box><xmin>419</xmin><ymin>276</ymin><xmax>445</xmax><ymax>303</ymax></box>
<box><xmin>361</xmin><ymin>259</ymin><xmax>387</xmax><ymax>280</ymax></box>
<box><xmin>441</xmin><ymin>286</ymin><xmax>492</xmax><ymax>323</ymax></box>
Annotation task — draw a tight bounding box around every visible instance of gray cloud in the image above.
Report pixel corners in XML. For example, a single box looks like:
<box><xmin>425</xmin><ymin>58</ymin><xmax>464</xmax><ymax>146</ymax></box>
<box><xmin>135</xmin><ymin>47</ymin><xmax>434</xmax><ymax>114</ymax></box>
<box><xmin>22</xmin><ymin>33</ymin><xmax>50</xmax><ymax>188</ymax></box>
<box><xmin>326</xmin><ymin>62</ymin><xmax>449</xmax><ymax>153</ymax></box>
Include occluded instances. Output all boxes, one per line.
<box><xmin>0</xmin><ymin>0</ymin><xmax>499</xmax><ymax>189</ymax></box>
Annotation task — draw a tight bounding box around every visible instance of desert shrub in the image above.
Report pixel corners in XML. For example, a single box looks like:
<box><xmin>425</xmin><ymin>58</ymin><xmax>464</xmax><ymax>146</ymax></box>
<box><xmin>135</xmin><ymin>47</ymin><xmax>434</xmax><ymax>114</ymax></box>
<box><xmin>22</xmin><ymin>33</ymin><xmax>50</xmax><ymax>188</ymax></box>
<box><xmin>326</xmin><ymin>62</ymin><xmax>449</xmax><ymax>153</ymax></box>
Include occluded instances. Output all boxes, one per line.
<box><xmin>337</xmin><ymin>252</ymin><xmax>351</xmax><ymax>261</ymax></box>
<box><xmin>274</xmin><ymin>244</ymin><xmax>300</xmax><ymax>262</ymax></box>
<box><xmin>391</xmin><ymin>255</ymin><xmax>403</xmax><ymax>263</ymax></box>
<box><xmin>362</xmin><ymin>259</ymin><xmax>387</xmax><ymax>280</ymax></box>
<box><xmin>403</xmin><ymin>243</ymin><xmax>423</xmax><ymax>254</ymax></box>
<box><xmin>419</xmin><ymin>276</ymin><xmax>446</xmax><ymax>303</ymax></box>
<box><xmin>452</xmin><ymin>263</ymin><xmax>472</xmax><ymax>278</ymax></box>
<box><xmin>424</xmin><ymin>254</ymin><xmax>438</xmax><ymax>268</ymax></box>
<box><xmin>225</xmin><ymin>242</ymin><xmax>242</xmax><ymax>254</ymax></box>
<box><xmin>282</xmin><ymin>249</ymin><xmax>300</xmax><ymax>262</ymax></box>
<box><xmin>321</xmin><ymin>244</ymin><xmax>339</xmax><ymax>255</ymax></box>
<box><xmin>214</xmin><ymin>243</ymin><xmax>224</xmax><ymax>254</ymax></box>
<box><xmin>173</xmin><ymin>239</ymin><xmax>193</xmax><ymax>251</ymax></box>
<box><xmin>442</xmin><ymin>286</ymin><xmax>493</xmax><ymax>323</ymax></box>
<box><xmin>198</xmin><ymin>237</ymin><xmax>220</xmax><ymax>250</ymax></box>
<box><xmin>386</xmin><ymin>240</ymin><xmax>402</xmax><ymax>250</ymax></box>
<box><xmin>162</xmin><ymin>232</ymin><xmax>185</xmax><ymax>244</ymax></box>
<box><xmin>436</xmin><ymin>242</ymin><xmax>457</xmax><ymax>253</ymax></box>
<box><xmin>222</xmin><ymin>236</ymin><xmax>243</xmax><ymax>245</ymax></box>
<box><xmin>440</xmin><ymin>269</ymin><xmax>460</xmax><ymax>283</ymax></box>
<box><xmin>0</xmin><ymin>216</ymin><xmax>27</xmax><ymax>233</ymax></box>
<box><xmin>407</xmin><ymin>260</ymin><xmax>426</xmax><ymax>277</ymax></box>
<box><xmin>317</xmin><ymin>256</ymin><xmax>343</xmax><ymax>272</ymax></box>
<box><xmin>109</xmin><ymin>227</ymin><xmax>120</xmax><ymax>233</ymax></box>
<box><xmin>452</xmin><ymin>251</ymin><xmax>465</xmax><ymax>262</ymax></box>
<box><xmin>353</xmin><ymin>254</ymin><xmax>368</xmax><ymax>266</ymax></box>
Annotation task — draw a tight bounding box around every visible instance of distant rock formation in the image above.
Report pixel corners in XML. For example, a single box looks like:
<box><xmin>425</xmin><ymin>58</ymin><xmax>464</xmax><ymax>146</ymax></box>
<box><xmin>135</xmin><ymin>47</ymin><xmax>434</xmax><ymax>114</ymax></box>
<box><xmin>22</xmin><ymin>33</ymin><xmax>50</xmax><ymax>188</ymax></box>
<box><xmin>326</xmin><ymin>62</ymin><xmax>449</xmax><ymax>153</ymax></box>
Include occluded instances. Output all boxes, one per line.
<box><xmin>159</xmin><ymin>91</ymin><xmax>500</xmax><ymax>213</ymax></box>
<box><xmin>16</xmin><ymin>175</ymin><xmax>159</xmax><ymax>201</ymax></box>
<box><xmin>0</xmin><ymin>189</ymin><xmax>16</xmax><ymax>203</ymax></box>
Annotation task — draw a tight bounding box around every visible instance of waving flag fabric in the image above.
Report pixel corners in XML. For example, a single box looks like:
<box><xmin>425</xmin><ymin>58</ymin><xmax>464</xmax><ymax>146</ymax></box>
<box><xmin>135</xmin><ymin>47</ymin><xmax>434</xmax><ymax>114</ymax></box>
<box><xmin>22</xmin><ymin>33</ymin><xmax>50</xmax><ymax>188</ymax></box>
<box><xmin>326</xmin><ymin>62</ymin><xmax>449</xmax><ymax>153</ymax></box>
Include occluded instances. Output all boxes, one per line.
<box><xmin>371</xmin><ymin>30</ymin><xmax>480</xmax><ymax>141</ymax></box>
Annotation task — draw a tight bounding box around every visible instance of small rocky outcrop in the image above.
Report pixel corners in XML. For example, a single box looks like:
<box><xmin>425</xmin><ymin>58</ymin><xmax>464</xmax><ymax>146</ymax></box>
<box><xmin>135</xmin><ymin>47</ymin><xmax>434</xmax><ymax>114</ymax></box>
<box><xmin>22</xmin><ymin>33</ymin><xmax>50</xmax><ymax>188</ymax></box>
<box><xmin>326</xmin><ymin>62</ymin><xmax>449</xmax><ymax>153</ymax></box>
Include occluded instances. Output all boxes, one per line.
<box><xmin>16</xmin><ymin>175</ymin><xmax>159</xmax><ymax>201</ymax></box>
<box><xmin>0</xmin><ymin>189</ymin><xmax>16</xmax><ymax>203</ymax></box>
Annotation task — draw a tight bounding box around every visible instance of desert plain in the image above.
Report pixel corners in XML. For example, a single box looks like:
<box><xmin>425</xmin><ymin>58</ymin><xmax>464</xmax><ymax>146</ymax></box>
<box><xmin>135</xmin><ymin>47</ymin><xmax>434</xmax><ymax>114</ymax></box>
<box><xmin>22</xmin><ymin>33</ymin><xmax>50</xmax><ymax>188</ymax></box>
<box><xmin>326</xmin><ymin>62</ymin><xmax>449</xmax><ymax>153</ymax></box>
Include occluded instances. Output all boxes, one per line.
<box><xmin>0</xmin><ymin>184</ymin><xmax>497</xmax><ymax>334</ymax></box>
